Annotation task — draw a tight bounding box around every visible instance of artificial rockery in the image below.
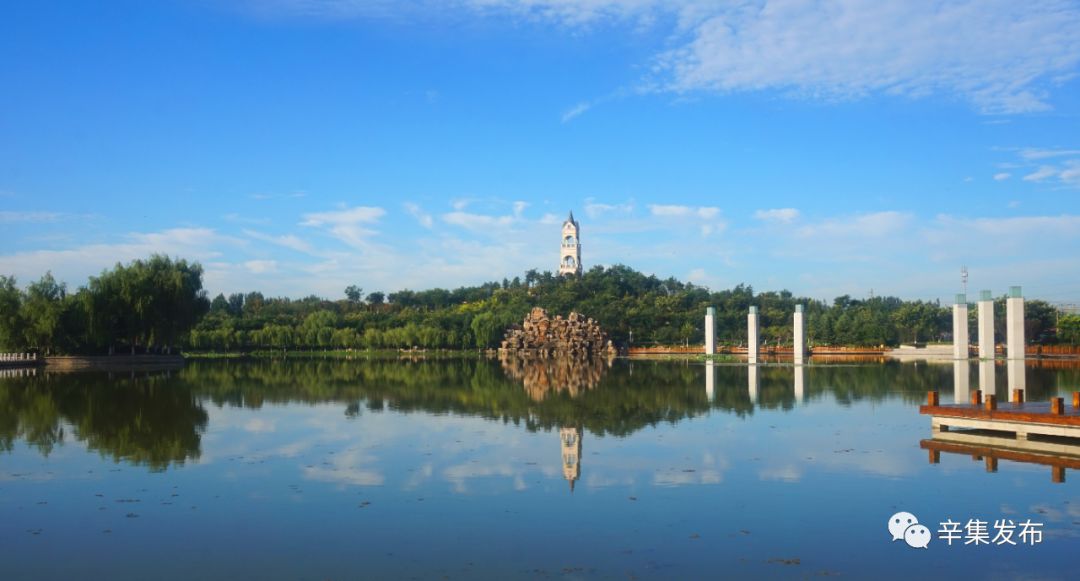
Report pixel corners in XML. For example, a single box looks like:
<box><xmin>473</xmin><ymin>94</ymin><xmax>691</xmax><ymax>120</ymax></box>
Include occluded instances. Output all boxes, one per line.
<box><xmin>499</xmin><ymin>307</ymin><xmax>617</xmax><ymax>358</ymax></box>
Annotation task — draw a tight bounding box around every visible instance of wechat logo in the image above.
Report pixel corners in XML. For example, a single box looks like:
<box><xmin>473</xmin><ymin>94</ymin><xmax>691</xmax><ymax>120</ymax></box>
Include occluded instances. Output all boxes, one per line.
<box><xmin>889</xmin><ymin>512</ymin><xmax>931</xmax><ymax>549</ymax></box>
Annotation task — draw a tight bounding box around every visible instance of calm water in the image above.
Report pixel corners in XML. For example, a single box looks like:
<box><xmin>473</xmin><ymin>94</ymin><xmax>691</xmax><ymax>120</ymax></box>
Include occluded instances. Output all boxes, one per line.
<box><xmin>2</xmin><ymin>357</ymin><xmax>1080</xmax><ymax>580</ymax></box>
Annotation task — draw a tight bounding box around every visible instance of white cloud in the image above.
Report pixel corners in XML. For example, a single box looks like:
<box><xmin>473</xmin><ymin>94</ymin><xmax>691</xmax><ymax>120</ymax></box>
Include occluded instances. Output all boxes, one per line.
<box><xmin>0</xmin><ymin>211</ymin><xmax>66</xmax><ymax>223</ymax></box>
<box><xmin>244</xmin><ymin>260</ymin><xmax>278</xmax><ymax>274</ymax></box>
<box><xmin>1019</xmin><ymin>148</ymin><xmax>1080</xmax><ymax>160</ymax></box>
<box><xmin>648</xmin><ymin>204</ymin><xmax>693</xmax><ymax>217</ymax></box>
<box><xmin>992</xmin><ymin>172</ymin><xmax>1011</xmax><ymax>181</ymax></box>
<box><xmin>300</xmin><ymin>206</ymin><xmax>385</xmax><ymax>227</ymax></box>
<box><xmin>404</xmin><ymin>202</ymin><xmax>434</xmax><ymax>228</ymax></box>
<box><xmin>696</xmin><ymin>206</ymin><xmax>719</xmax><ymax>219</ymax></box>
<box><xmin>561</xmin><ymin>101</ymin><xmax>591</xmax><ymax>122</ymax></box>
<box><xmin>300</xmin><ymin>205</ymin><xmax>386</xmax><ymax>248</ymax></box>
<box><xmin>242</xmin><ymin>229</ymin><xmax>315</xmax><ymax>254</ymax></box>
<box><xmin>655</xmin><ymin>0</ymin><xmax>1080</xmax><ymax>114</ymax></box>
<box><xmin>584</xmin><ymin>198</ymin><xmax>634</xmax><ymax>219</ymax></box>
<box><xmin>0</xmin><ymin>227</ymin><xmax>243</xmax><ymax>288</ymax></box>
<box><xmin>256</xmin><ymin>1</ymin><xmax>1080</xmax><ymax>115</ymax></box>
<box><xmin>512</xmin><ymin>201</ymin><xmax>528</xmax><ymax>217</ymax></box>
<box><xmin>442</xmin><ymin>211</ymin><xmax>515</xmax><ymax>231</ymax></box>
<box><xmin>796</xmin><ymin>211</ymin><xmax>912</xmax><ymax>239</ymax></box>
<box><xmin>754</xmin><ymin>208</ymin><xmax>800</xmax><ymax>223</ymax></box>
<box><xmin>250</xmin><ymin>191</ymin><xmax>306</xmax><ymax>200</ymax></box>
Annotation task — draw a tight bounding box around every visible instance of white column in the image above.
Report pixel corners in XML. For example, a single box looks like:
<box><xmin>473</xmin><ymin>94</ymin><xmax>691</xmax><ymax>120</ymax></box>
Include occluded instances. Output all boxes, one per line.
<box><xmin>1006</xmin><ymin>286</ymin><xmax>1025</xmax><ymax>360</ymax></box>
<box><xmin>979</xmin><ymin>358</ymin><xmax>996</xmax><ymax>398</ymax></box>
<box><xmin>952</xmin><ymin>294</ymin><xmax>969</xmax><ymax>360</ymax></box>
<box><xmin>747</xmin><ymin>306</ymin><xmax>759</xmax><ymax>364</ymax></box>
<box><xmin>705</xmin><ymin>360</ymin><xmax>715</xmax><ymax>401</ymax></box>
<box><xmin>793</xmin><ymin>305</ymin><xmax>806</xmax><ymax>364</ymax></box>
<box><xmin>705</xmin><ymin>307</ymin><xmax>716</xmax><ymax>356</ymax></box>
<box><xmin>748</xmin><ymin>364</ymin><xmax>759</xmax><ymax>405</ymax></box>
<box><xmin>953</xmin><ymin>360</ymin><xmax>969</xmax><ymax>404</ymax></box>
<box><xmin>794</xmin><ymin>365</ymin><xmax>806</xmax><ymax>403</ymax></box>
<box><xmin>977</xmin><ymin>290</ymin><xmax>995</xmax><ymax>360</ymax></box>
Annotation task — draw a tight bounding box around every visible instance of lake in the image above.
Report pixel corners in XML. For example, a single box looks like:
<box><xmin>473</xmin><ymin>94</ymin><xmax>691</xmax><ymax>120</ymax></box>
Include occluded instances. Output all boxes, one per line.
<box><xmin>2</xmin><ymin>356</ymin><xmax>1079</xmax><ymax>579</ymax></box>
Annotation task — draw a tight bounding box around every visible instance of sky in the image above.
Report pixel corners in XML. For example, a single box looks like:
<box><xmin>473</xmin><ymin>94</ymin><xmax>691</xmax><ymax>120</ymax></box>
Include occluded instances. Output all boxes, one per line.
<box><xmin>2</xmin><ymin>0</ymin><xmax>1080</xmax><ymax>305</ymax></box>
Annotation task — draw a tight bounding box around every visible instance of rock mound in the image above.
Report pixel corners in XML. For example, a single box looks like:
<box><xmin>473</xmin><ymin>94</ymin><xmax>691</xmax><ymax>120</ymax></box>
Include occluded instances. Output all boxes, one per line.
<box><xmin>500</xmin><ymin>307</ymin><xmax>616</xmax><ymax>358</ymax></box>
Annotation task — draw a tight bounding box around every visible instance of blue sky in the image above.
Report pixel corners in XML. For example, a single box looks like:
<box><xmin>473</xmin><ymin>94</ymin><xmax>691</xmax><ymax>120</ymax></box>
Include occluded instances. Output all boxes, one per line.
<box><xmin>2</xmin><ymin>0</ymin><xmax>1080</xmax><ymax>304</ymax></box>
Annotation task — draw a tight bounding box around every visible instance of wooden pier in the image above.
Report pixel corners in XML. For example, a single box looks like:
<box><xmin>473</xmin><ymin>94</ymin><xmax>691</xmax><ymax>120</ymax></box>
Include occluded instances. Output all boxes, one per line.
<box><xmin>921</xmin><ymin>389</ymin><xmax>1080</xmax><ymax>441</ymax></box>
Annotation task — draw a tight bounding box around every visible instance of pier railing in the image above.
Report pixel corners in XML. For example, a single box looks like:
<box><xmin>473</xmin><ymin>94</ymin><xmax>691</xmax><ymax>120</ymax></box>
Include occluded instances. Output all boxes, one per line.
<box><xmin>0</xmin><ymin>352</ymin><xmax>38</xmax><ymax>362</ymax></box>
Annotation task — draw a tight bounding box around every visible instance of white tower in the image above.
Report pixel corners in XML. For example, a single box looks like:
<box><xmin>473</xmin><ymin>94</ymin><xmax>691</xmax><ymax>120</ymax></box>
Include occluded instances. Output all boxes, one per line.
<box><xmin>559</xmin><ymin>212</ymin><xmax>582</xmax><ymax>276</ymax></box>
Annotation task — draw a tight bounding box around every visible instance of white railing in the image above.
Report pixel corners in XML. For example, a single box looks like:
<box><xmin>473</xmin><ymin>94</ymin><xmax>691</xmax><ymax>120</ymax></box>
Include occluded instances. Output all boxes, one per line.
<box><xmin>0</xmin><ymin>353</ymin><xmax>38</xmax><ymax>362</ymax></box>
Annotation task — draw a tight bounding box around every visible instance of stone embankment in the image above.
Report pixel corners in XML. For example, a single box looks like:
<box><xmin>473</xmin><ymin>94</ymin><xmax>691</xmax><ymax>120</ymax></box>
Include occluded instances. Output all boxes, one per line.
<box><xmin>499</xmin><ymin>307</ymin><xmax>616</xmax><ymax>358</ymax></box>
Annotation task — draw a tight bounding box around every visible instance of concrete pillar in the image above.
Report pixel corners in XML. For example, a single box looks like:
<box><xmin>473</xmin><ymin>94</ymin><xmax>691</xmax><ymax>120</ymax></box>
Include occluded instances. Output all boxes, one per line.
<box><xmin>705</xmin><ymin>307</ymin><xmax>716</xmax><ymax>356</ymax></box>
<box><xmin>977</xmin><ymin>290</ymin><xmax>995</xmax><ymax>360</ymax></box>
<box><xmin>953</xmin><ymin>360</ymin><xmax>969</xmax><ymax>404</ymax></box>
<box><xmin>1007</xmin><ymin>358</ymin><xmax>1026</xmax><ymax>395</ymax></box>
<box><xmin>793</xmin><ymin>305</ymin><xmax>806</xmax><ymax>364</ymax></box>
<box><xmin>979</xmin><ymin>358</ymin><xmax>996</xmax><ymax>398</ymax></box>
<box><xmin>794</xmin><ymin>365</ymin><xmax>806</xmax><ymax>403</ymax></box>
<box><xmin>747</xmin><ymin>306</ymin><xmax>759</xmax><ymax>364</ymax></box>
<box><xmin>1006</xmin><ymin>286</ymin><xmax>1025</xmax><ymax>360</ymax></box>
<box><xmin>952</xmin><ymin>294</ymin><xmax>969</xmax><ymax>360</ymax></box>
<box><xmin>748</xmin><ymin>364</ymin><xmax>759</xmax><ymax>405</ymax></box>
<box><xmin>705</xmin><ymin>360</ymin><xmax>715</xmax><ymax>401</ymax></box>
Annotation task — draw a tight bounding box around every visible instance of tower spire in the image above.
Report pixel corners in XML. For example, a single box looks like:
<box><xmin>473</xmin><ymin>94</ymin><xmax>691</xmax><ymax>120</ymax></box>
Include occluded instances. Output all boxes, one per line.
<box><xmin>559</xmin><ymin>210</ymin><xmax>582</xmax><ymax>276</ymax></box>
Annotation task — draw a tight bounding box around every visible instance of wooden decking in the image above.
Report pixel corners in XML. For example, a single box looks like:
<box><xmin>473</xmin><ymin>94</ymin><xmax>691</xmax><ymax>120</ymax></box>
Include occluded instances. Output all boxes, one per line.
<box><xmin>921</xmin><ymin>389</ymin><xmax>1080</xmax><ymax>482</ymax></box>
<box><xmin>921</xmin><ymin>390</ymin><xmax>1080</xmax><ymax>440</ymax></box>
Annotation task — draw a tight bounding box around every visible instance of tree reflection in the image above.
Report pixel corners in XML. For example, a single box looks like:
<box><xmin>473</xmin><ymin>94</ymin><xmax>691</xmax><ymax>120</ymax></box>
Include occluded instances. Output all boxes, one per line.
<box><xmin>0</xmin><ymin>371</ymin><xmax>207</xmax><ymax>470</ymax></box>
<box><xmin>1</xmin><ymin>358</ymin><xmax>1077</xmax><ymax>469</ymax></box>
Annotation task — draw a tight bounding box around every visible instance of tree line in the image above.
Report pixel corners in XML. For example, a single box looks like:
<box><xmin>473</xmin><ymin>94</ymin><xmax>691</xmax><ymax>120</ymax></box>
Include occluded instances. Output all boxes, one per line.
<box><xmin>0</xmin><ymin>257</ymin><xmax>1072</xmax><ymax>354</ymax></box>
<box><xmin>0</xmin><ymin>255</ymin><xmax>209</xmax><ymax>355</ymax></box>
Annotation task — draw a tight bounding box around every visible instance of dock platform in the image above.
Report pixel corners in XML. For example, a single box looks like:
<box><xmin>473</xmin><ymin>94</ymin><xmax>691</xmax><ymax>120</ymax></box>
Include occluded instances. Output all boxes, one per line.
<box><xmin>920</xmin><ymin>389</ymin><xmax>1080</xmax><ymax>440</ymax></box>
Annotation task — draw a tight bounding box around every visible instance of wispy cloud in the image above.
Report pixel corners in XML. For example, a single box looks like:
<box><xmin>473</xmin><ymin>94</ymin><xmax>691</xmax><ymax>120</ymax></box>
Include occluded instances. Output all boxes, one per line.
<box><xmin>242</xmin><ymin>229</ymin><xmax>316</xmax><ymax>254</ymax></box>
<box><xmin>442</xmin><ymin>211</ymin><xmax>515</xmax><ymax>231</ymax></box>
<box><xmin>648</xmin><ymin>204</ymin><xmax>717</xmax><ymax>218</ymax></box>
<box><xmin>0</xmin><ymin>211</ymin><xmax>67</xmax><ymax>223</ymax></box>
<box><xmin>754</xmin><ymin>208</ymin><xmax>800</xmax><ymax>224</ymax></box>
<box><xmin>584</xmin><ymin>198</ymin><xmax>634</xmax><ymax>219</ymax></box>
<box><xmin>300</xmin><ymin>206</ymin><xmax>386</xmax><ymax>248</ymax></box>
<box><xmin>0</xmin><ymin>227</ymin><xmax>244</xmax><ymax>287</ymax></box>
<box><xmin>561</xmin><ymin>101</ymin><xmax>591</xmax><ymax>123</ymax></box>
<box><xmin>257</xmin><ymin>1</ymin><xmax>1080</xmax><ymax>115</ymax></box>
<box><xmin>250</xmin><ymin>191</ymin><xmax>307</xmax><ymax>200</ymax></box>
<box><xmin>244</xmin><ymin>259</ymin><xmax>278</xmax><ymax>274</ymax></box>
<box><xmin>993</xmin><ymin>172</ymin><xmax>1011</xmax><ymax>181</ymax></box>
<box><xmin>404</xmin><ymin>202</ymin><xmax>434</xmax><ymax>228</ymax></box>
<box><xmin>654</xmin><ymin>0</ymin><xmax>1080</xmax><ymax>114</ymax></box>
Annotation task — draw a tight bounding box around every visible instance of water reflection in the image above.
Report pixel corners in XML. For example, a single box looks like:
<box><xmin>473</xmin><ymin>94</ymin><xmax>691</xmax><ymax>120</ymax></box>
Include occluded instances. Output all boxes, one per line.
<box><xmin>979</xmin><ymin>358</ymin><xmax>996</xmax><ymax>396</ymax></box>
<box><xmin>498</xmin><ymin>354</ymin><xmax>609</xmax><ymax>401</ymax></box>
<box><xmin>794</xmin><ymin>365</ymin><xmax>806</xmax><ymax>403</ymax></box>
<box><xmin>953</xmin><ymin>360</ymin><xmax>970</xmax><ymax>404</ymax></box>
<box><xmin>4</xmin><ymin>358</ymin><xmax>1080</xmax><ymax>579</ymax></box>
<box><xmin>2</xmin><ymin>358</ymin><xmax>1077</xmax><ymax>471</ymax></box>
<box><xmin>0</xmin><ymin>370</ymin><xmax>206</xmax><ymax>469</ymax></box>
<box><xmin>748</xmin><ymin>364</ymin><xmax>759</xmax><ymax>404</ymax></box>
<box><xmin>1008</xmin><ymin>357</ymin><xmax>1027</xmax><ymax>394</ymax></box>
<box><xmin>923</xmin><ymin>430</ymin><xmax>1080</xmax><ymax>483</ymax></box>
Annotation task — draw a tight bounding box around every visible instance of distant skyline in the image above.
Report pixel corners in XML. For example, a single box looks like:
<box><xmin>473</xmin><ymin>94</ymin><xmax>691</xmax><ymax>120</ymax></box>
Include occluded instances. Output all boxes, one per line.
<box><xmin>3</xmin><ymin>1</ymin><xmax>1080</xmax><ymax>304</ymax></box>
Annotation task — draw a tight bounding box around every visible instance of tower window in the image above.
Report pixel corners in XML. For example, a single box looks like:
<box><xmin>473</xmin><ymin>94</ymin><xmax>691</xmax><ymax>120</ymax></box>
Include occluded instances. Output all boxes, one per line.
<box><xmin>563</xmin><ymin>256</ymin><xmax>576</xmax><ymax>267</ymax></box>
<box><xmin>564</xmin><ymin>235</ymin><xmax>576</xmax><ymax>245</ymax></box>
